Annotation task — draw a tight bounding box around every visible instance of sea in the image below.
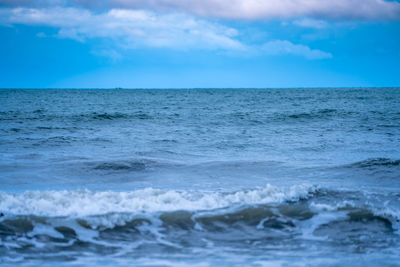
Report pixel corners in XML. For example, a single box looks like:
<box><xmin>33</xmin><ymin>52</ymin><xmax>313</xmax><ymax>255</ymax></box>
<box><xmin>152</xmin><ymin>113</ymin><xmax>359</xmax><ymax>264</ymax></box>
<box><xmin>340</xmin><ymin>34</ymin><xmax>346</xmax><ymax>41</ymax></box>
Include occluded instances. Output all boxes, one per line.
<box><xmin>0</xmin><ymin>88</ymin><xmax>399</xmax><ymax>266</ymax></box>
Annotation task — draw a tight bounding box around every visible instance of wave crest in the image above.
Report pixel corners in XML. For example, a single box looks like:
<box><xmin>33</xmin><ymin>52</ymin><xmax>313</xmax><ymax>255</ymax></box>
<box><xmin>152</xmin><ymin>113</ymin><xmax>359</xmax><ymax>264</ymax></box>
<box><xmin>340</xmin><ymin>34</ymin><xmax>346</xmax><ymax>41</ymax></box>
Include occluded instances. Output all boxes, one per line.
<box><xmin>347</xmin><ymin>158</ymin><xmax>400</xmax><ymax>169</ymax></box>
<box><xmin>0</xmin><ymin>185</ymin><xmax>315</xmax><ymax>217</ymax></box>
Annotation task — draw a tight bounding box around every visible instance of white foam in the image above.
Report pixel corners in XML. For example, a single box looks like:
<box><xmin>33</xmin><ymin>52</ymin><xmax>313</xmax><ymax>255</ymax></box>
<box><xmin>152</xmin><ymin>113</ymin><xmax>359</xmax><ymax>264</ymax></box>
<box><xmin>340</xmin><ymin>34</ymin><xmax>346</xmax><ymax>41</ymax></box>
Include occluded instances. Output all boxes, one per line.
<box><xmin>309</xmin><ymin>201</ymin><xmax>355</xmax><ymax>211</ymax></box>
<box><xmin>298</xmin><ymin>211</ymin><xmax>348</xmax><ymax>240</ymax></box>
<box><xmin>310</xmin><ymin>199</ymin><xmax>400</xmax><ymax>222</ymax></box>
<box><xmin>309</xmin><ymin>198</ymin><xmax>400</xmax><ymax>233</ymax></box>
<box><xmin>0</xmin><ymin>184</ymin><xmax>315</xmax><ymax>217</ymax></box>
<box><xmin>28</xmin><ymin>223</ymin><xmax>64</xmax><ymax>239</ymax></box>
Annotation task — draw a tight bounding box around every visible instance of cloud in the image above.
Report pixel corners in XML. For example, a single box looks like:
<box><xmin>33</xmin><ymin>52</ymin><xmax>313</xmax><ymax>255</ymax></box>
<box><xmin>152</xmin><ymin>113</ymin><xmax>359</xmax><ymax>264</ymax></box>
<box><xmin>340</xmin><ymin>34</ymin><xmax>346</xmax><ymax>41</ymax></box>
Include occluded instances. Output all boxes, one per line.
<box><xmin>3</xmin><ymin>7</ymin><xmax>245</xmax><ymax>50</ymax></box>
<box><xmin>262</xmin><ymin>40</ymin><xmax>332</xmax><ymax>59</ymax></box>
<box><xmin>293</xmin><ymin>18</ymin><xmax>329</xmax><ymax>29</ymax></box>
<box><xmin>91</xmin><ymin>48</ymin><xmax>122</xmax><ymax>62</ymax></box>
<box><xmin>36</xmin><ymin>31</ymin><xmax>46</xmax><ymax>37</ymax></box>
<box><xmin>1</xmin><ymin>7</ymin><xmax>333</xmax><ymax>60</ymax></box>
<box><xmin>2</xmin><ymin>0</ymin><xmax>399</xmax><ymax>21</ymax></box>
<box><xmin>0</xmin><ymin>0</ymin><xmax>66</xmax><ymax>7</ymax></box>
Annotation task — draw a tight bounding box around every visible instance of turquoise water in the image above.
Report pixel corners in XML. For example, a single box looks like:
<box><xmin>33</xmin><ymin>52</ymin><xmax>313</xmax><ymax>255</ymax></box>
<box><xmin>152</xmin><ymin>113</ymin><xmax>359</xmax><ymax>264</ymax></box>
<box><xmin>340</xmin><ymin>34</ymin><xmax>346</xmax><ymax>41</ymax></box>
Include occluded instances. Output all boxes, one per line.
<box><xmin>1</xmin><ymin>88</ymin><xmax>400</xmax><ymax>266</ymax></box>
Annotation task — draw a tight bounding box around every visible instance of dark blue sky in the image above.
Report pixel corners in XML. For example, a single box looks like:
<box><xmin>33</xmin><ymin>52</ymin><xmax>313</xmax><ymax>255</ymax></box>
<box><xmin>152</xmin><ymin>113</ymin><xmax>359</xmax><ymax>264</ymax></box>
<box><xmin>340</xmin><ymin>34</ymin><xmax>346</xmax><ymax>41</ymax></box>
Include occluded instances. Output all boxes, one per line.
<box><xmin>0</xmin><ymin>0</ymin><xmax>399</xmax><ymax>88</ymax></box>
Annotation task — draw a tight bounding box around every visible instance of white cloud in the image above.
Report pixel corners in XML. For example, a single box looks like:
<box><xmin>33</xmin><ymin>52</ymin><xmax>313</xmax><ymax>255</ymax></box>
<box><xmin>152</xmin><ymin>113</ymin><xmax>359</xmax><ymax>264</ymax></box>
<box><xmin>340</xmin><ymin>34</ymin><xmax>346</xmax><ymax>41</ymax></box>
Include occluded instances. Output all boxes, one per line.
<box><xmin>91</xmin><ymin>48</ymin><xmax>122</xmax><ymax>62</ymax></box>
<box><xmin>4</xmin><ymin>7</ymin><xmax>245</xmax><ymax>50</ymax></box>
<box><xmin>293</xmin><ymin>18</ymin><xmax>328</xmax><ymax>29</ymax></box>
<box><xmin>0</xmin><ymin>0</ymin><xmax>66</xmax><ymax>7</ymax></box>
<box><xmin>1</xmin><ymin>0</ymin><xmax>399</xmax><ymax>21</ymax></box>
<box><xmin>1</xmin><ymin>7</ymin><xmax>333</xmax><ymax>60</ymax></box>
<box><xmin>36</xmin><ymin>31</ymin><xmax>46</xmax><ymax>37</ymax></box>
<box><xmin>262</xmin><ymin>40</ymin><xmax>332</xmax><ymax>59</ymax></box>
<box><xmin>73</xmin><ymin>0</ymin><xmax>400</xmax><ymax>21</ymax></box>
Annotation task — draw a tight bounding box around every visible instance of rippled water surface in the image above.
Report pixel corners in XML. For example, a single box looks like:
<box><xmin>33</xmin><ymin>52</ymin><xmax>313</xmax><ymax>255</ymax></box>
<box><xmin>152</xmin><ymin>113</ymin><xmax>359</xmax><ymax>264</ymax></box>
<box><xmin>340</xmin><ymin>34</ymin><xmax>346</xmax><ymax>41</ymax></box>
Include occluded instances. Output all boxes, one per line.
<box><xmin>0</xmin><ymin>88</ymin><xmax>399</xmax><ymax>266</ymax></box>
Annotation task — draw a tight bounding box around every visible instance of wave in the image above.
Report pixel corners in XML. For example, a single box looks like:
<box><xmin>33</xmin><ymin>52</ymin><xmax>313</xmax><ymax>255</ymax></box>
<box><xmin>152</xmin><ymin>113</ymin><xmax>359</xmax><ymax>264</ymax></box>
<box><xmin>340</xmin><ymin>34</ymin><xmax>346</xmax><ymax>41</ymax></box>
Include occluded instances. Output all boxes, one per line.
<box><xmin>87</xmin><ymin>158</ymin><xmax>173</xmax><ymax>172</ymax></box>
<box><xmin>89</xmin><ymin>112</ymin><xmax>129</xmax><ymax>120</ymax></box>
<box><xmin>0</xmin><ymin>185</ymin><xmax>315</xmax><ymax>217</ymax></box>
<box><xmin>14</xmin><ymin>136</ymin><xmax>80</xmax><ymax>147</ymax></box>
<box><xmin>86</xmin><ymin>159</ymin><xmax>286</xmax><ymax>174</ymax></box>
<box><xmin>2</xmin><ymin>204</ymin><xmax>393</xmax><ymax>237</ymax></box>
<box><xmin>346</xmin><ymin>158</ymin><xmax>400</xmax><ymax>169</ymax></box>
<box><xmin>92</xmin><ymin>161</ymin><xmax>147</xmax><ymax>172</ymax></box>
<box><xmin>1</xmin><ymin>186</ymin><xmax>399</xmax><ymax>232</ymax></box>
<box><xmin>0</xmin><ymin>111</ymin><xmax>153</xmax><ymax>122</ymax></box>
<box><xmin>0</xmin><ymin>194</ymin><xmax>398</xmax><ymax>249</ymax></box>
<box><xmin>86</xmin><ymin>112</ymin><xmax>152</xmax><ymax>121</ymax></box>
<box><xmin>1</xmin><ymin>185</ymin><xmax>399</xmax><ymax>264</ymax></box>
<box><xmin>287</xmin><ymin>109</ymin><xmax>337</xmax><ymax>120</ymax></box>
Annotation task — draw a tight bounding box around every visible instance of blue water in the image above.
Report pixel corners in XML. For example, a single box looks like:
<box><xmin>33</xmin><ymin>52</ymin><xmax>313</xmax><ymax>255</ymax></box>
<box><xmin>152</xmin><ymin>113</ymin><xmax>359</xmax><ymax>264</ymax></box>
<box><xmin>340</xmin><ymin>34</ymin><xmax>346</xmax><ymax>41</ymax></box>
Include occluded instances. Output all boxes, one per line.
<box><xmin>0</xmin><ymin>88</ymin><xmax>399</xmax><ymax>266</ymax></box>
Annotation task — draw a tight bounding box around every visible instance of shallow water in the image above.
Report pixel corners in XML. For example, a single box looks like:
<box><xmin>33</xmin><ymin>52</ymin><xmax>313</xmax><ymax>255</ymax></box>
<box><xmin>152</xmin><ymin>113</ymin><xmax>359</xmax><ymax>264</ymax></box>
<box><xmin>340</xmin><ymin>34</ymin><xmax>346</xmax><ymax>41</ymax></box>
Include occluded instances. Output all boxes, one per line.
<box><xmin>0</xmin><ymin>88</ymin><xmax>399</xmax><ymax>266</ymax></box>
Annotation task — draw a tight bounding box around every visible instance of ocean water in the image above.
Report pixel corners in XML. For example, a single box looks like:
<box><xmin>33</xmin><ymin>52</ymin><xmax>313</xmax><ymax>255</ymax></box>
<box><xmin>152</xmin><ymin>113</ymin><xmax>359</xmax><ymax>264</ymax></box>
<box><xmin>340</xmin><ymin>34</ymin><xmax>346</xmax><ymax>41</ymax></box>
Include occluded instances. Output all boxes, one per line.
<box><xmin>0</xmin><ymin>88</ymin><xmax>399</xmax><ymax>266</ymax></box>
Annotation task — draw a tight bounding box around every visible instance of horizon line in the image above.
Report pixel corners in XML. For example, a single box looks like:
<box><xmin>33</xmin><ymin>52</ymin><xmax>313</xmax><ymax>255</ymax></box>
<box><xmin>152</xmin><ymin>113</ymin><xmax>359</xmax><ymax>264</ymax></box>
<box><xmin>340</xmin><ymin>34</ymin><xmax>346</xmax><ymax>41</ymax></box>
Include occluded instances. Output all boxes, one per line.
<box><xmin>1</xmin><ymin>87</ymin><xmax>399</xmax><ymax>90</ymax></box>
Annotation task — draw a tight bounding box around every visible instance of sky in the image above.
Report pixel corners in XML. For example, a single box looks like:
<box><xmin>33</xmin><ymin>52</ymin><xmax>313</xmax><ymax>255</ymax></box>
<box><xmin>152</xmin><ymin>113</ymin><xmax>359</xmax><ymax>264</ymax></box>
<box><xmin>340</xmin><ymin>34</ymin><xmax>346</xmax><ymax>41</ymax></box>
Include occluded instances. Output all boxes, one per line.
<box><xmin>0</xmin><ymin>0</ymin><xmax>399</xmax><ymax>88</ymax></box>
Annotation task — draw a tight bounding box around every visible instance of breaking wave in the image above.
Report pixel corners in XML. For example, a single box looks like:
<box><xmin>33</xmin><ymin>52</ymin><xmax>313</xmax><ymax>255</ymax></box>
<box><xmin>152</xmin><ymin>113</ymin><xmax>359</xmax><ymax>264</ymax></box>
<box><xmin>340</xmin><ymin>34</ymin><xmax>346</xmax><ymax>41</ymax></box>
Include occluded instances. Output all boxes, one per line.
<box><xmin>0</xmin><ymin>184</ymin><xmax>315</xmax><ymax>217</ymax></box>
<box><xmin>1</xmin><ymin>185</ymin><xmax>400</xmax><ymax>265</ymax></box>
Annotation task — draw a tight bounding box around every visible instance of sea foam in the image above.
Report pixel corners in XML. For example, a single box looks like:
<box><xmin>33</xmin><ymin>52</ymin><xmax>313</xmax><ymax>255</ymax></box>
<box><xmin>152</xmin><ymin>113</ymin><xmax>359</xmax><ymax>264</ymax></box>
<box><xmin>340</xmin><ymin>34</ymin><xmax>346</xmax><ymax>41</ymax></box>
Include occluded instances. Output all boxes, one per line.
<box><xmin>0</xmin><ymin>184</ymin><xmax>315</xmax><ymax>217</ymax></box>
